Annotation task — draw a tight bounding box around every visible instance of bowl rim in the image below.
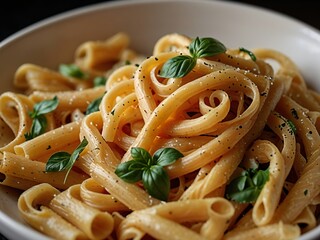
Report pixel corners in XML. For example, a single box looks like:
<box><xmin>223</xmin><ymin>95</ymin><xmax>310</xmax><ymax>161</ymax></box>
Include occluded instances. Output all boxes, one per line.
<box><xmin>2</xmin><ymin>0</ymin><xmax>320</xmax><ymax>48</ymax></box>
<box><xmin>0</xmin><ymin>0</ymin><xmax>319</xmax><ymax>240</ymax></box>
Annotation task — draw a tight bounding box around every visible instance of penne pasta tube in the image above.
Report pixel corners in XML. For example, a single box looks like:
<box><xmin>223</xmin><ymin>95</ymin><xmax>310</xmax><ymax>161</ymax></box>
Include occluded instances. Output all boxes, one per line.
<box><xmin>49</xmin><ymin>184</ymin><xmax>114</xmax><ymax>239</ymax></box>
<box><xmin>14</xmin><ymin>121</ymin><xmax>81</xmax><ymax>160</ymax></box>
<box><xmin>224</xmin><ymin>221</ymin><xmax>300</xmax><ymax>240</ymax></box>
<box><xmin>14</xmin><ymin>64</ymin><xmax>78</xmax><ymax>91</ymax></box>
<box><xmin>248</xmin><ymin>140</ymin><xmax>286</xmax><ymax>226</ymax></box>
<box><xmin>292</xmin><ymin>206</ymin><xmax>317</xmax><ymax>233</ymax></box>
<box><xmin>29</xmin><ymin>86</ymin><xmax>105</xmax><ymax>112</ymax></box>
<box><xmin>0</xmin><ymin>172</ymin><xmax>38</xmax><ymax>190</ymax></box>
<box><xmin>118</xmin><ymin>197</ymin><xmax>234</xmax><ymax>240</ymax></box>
<box><xmin>18</xmin><ymin>183</ymin><xmax>87</xmax><ymax>240</ymax></box>
<box><xmin>75</xmin><ymin>32</ymin><xmax>130</xmax><ymax>71</ymax></box>
<box><xmin>0</xmin><ymin>151</ymin><xmax>88</xmax><ymax>189</ymax></box>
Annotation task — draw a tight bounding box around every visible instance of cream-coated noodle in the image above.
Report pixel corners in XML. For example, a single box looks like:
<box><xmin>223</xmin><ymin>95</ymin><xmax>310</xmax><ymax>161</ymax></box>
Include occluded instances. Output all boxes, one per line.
<box><xmin>0</xmin><ymin>32</ymin><xmax>319</xmax><ymax>240</ymax></box>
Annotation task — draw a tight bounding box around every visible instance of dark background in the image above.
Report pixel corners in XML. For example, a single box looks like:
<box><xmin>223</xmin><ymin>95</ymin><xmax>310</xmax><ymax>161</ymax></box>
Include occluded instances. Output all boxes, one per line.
<box><xmin>0</xmin><ymin>0</ymin><xmax>319</xmax><ymax>239</ymax></box>
<box><xmin>0</xmin><ymin>0</ymin><xmax>319</xmax><ymax>42</ymax></box>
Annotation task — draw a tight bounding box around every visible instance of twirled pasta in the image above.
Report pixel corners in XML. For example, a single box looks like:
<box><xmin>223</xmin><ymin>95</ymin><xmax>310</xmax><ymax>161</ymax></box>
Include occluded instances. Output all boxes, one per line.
<box><xmin>0</xmin><ymin>32</ymin><xmax>319</xmax><ymax>240</ymax></box>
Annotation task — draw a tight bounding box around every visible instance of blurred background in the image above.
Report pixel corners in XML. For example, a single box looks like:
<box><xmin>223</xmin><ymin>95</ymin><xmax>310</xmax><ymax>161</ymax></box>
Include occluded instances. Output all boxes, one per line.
<box><xmin>0</xmin><ymin>0</ymin><xmax>319</xmax><ymax>41</ymax></box>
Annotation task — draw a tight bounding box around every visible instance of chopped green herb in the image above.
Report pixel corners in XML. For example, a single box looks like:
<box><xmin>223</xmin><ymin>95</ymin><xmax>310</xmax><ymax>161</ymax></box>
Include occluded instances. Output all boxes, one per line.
<box><xmin>59</xmin><ymin>64</ymin><xmax>87</xmax><ymax>79</ymax></box>
<box><xmin>160</xmin><ymin>37</ymin><xmax>226</xmax><ymax>78</ymax></box>
<box><xmin>85</xmin><ymin>95</ymin><xmax>104</xmax><ymax>115</ymax></box>
<box><xmin>25</xmin><ymin>96</ymin><xmax>59</xmax><ymax>140</ymax></box>
<box><xmin>93</xmin><ymin>76</ymin><xmax>107</xmax><ymax>87</ymax></box>
<box><xmin>275</xmin><ymin>113</ymin><xmax>297</xmax><ymax>135</ymax></box>
<box><xmin>115</xmin><ymin>147</ymin><xmax>183</xmax><ymax>201</ymax></box>
<box><xmin>45</xmin><ymin>138</ymin><xmax>88</xmax><ymax>183</ymax></box>
<box><xmin>226</xmin><ymin>167</ymin><xmax>269</xmax><ymax>203</ymax></box>
<box><xmin>239</xmin><ymin>47</ymin><xmax>257</xmax><ymax>61</ymax></box>
<box><xmin>304</xmin><ymin>189</ymin><xmax>308</xmax><ymax>196</ymax></box>
<box><xmin>287</xmin><ymin>120</ymin><xmax>297</xmax><ymax>135</ymax></box>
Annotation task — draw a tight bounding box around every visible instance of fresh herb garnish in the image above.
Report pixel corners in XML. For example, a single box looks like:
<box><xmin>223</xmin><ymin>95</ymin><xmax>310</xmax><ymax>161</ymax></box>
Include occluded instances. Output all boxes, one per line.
<box><xmin>115</xmin><ymin>147</ymin><xmax>184</xmax><ymax>201</ymax></box>
<box><xmin>160</xmin><ymin>55</ymin><xmax>196</xmax><ymax>79</ymax></box>
<box><xmin>45</xmin><ymin>138</ymin><xmax>88</xmax><ymax>183</ymax></box>
<box><xmin>287</xmin><ymin>120</ymin><xmax>297</xmax><ymax>135</ymax></box>
<box><xmin>160</xmin><ymin>37</ymin><xmax>226</xmax><ymax>78</ymax></box>
<box><xmin>226</xmin><ymin>167</ymin><xmax>269</xmax><ymax>203</ymax></box>
<box><xmin>93</xmin><ymin>76</ymin><xmax>107</xmax><ymax>87</ymax></box>
<box><xmin>85</xmin><ymin>95</ymin><xmax>104</xmax><ymax>115</ymax></box>
<box><xmin>239</xmin><ymin>47</ymin><xmax>257</xmax><ymax>62</ymax></box>
<box><xmin>24</xmin><ymin>96</ymin><xmax>59</xmax><ymax>140</ymax></box>
<box><xmin>59</xmin><ymin>64</ymin><xmax>87</xmax><ymax>79</ymax></box>
<box><xmin>276</xmin><ymin>113</ymin><xmax>297</xmax><ymax>135</ymax></box>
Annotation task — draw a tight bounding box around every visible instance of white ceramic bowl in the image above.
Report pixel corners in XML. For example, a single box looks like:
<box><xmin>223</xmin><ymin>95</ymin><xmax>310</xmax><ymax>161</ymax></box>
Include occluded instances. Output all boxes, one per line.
<box><xmin>0</xmin><ymin>0</ymin><xmax>319</xmax><ymax>239</ymax></box>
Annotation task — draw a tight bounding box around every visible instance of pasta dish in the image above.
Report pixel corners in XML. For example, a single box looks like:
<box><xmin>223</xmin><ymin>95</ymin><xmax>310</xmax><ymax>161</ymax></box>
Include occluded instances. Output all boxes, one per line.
<box><xmin>0</xmin><ymin>32</ymin><xmax>319</xmax><ymax>240</ymax></box>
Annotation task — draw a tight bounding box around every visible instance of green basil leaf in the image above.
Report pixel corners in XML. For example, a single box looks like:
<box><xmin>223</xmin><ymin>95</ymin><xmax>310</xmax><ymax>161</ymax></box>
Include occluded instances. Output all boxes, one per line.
<box><xmin>153</xmin><ymin>147</ymin><xmax>183</xmax><ymax>167</ymax></box>
<box><xmin>24</xmin><ymin>115</ymin><xmax>47</xmax><ymax>140</ymax></box>
<box><xmin>86</xmin><ymin>95</ymin><xmax>104</xmax><ymax>115</ymax></box>
<box><xmin>32</xmin><ymin>115</ymin><xmax>47</xmax><ymax>136</ymax></box>
<box><xmin>28</xmin><ymin>110</ymin><xmax>37</xmax><ymax>119</ymax></box>
<box><xmin>131</xmin><ymin>147</ymin><xmax>152</xmax><ymax>165</ymax></box>
<box><xmin>190</xmin><ymin>37</ymin><xmax>227</xmax><ymax>58</ymax></box>
<box><xmin>25</xmin><ymin>118</ymin><xmax>40</xmax><ymax>140</ymax></box>
<box><xmin>159</xmin><ymin>55</ymin><xmax>196</xmax><ymax>78</ymax></box>
<box><xmin>115</xmin><ymin>147</ymin><xmax>182</xmax><ymax>201</ymax></box>
<box><xmin>225</xmin><ymin>175</ymin><xmax>247</xmax><ymax>201</ymax></box>
<box><xmin>59</xmin><ymin>64</ymin><xmax>87</xmax><ymax>79</ymax></box>
<box><xmin>252</xmin><ymin>169</ymin><xmax>269</xmax><ymax>187</ymax></box>
<box><xmin>68</xmin><ymin>138</ymin><xmax>88</xmax><ymax>169</ymax></box>
<box><xmin>25</xmin><ymin>97</ymin><xmax>58</xmax><ymax>141</ymax></box>
<box><xmin>115</xmin><ymin>161</ymin><xmax>143</xmax><ymax>183</ymax></box>
<box><xmin>45</xmin><ymin>152</ymin><xmax>71</xmax><ymax>172</ymax></box>
<box><xmin>235</xmin><ymin>175</ymin><xmax>248</xmax><ymax>191</ymax></box>
<box><xmin>93</xmin><ymin>76</ymin><xmax>107</xmax><ymax>87</ymax></box>
<box><xmin>226</xmin><ymin>167</ymin><xmax>269</xmax><ymax>203</ymax></box>
<box><xmin>24</xmin><ymin>132</ymin><xmax>33</xmax><ymax>141</ymax></box>
<box><xmin>239</xmin><ymin>47</ymin><xmax>257</xmax><ymax>62</ymax></box>
<box><xmin>45</xmin><ymin>138</ymin><xmax>88</xmax><ymax>184</ymax></box>
<box><xmin>128</xmin><ymin>161</ymin><xmax>148</xmax><ymax>170</ymax></box>
<box><xmin>227</xmin><ymin>186</ymin><xmax>261</xmax><ymax>203</ymax></box>
<box><xmin>33</xmin><ymin>96</ymin><xmax>59</xmax><ymax>116</ymax></box>
<box><xmin>160</xmin><ymin>36</ymin><xmax>227</xmax><ymax>78</ymax></box>
<box><xmin>142</xmin><ymin>165</ymin><xmax>170</xmax><ymax>201</ymax></box>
